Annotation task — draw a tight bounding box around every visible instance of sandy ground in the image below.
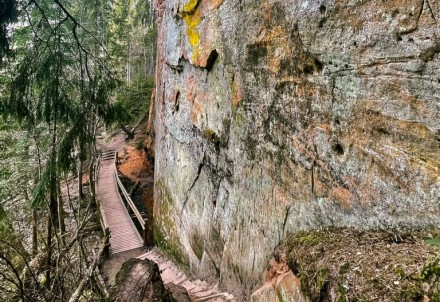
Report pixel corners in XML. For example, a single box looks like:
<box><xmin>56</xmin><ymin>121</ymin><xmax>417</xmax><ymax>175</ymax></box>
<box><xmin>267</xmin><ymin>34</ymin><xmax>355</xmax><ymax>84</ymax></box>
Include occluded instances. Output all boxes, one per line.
<box><xmin>117</xmin><ymin>145</ymin><xmax>153</xmax><ymax>181</ymax></box>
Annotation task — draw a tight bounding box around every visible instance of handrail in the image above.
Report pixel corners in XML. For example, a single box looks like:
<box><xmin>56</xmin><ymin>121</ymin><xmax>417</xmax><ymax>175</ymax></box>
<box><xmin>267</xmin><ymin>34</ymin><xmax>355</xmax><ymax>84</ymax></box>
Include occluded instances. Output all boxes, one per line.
<box><xmin>113</xmin><ymin>151</ymin><xmax>147</xmax><ymax>245</ymax></box>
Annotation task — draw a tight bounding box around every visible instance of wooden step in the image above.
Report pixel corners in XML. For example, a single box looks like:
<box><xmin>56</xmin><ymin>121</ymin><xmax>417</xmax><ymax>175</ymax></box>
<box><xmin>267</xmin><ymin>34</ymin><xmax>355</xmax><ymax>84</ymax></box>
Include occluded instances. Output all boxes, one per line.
<box><xmin>138</xmin><ymin>249</ymin><xmax>236</xmax><ymax>301</ymax></box>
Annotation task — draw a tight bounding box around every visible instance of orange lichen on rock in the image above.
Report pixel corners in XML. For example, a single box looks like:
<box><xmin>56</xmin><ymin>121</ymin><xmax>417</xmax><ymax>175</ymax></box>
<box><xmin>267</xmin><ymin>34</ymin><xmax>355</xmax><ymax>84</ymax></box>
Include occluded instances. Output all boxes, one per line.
<box><xmin>186</xmin><ymin>75</ymin><xmax>196</xmax><ymax>103</ymax></box>
<box><xmin>273</xmin><ymin>185</ymin><xmax>289</xmax><ymax>204</ymax></box>
<box><xmin>231</xmin><ymin>74</ymin><xmax>243</xmax><ymax>106</ymax></box>
<box><xmin>331</xmin><ymin>187</ymin><xmax>352</xmax><ymax>209</ymax></box>
<box><xmin>259</xmin><ymin>26</ymin><xmax>291</xmax><ymax>74</ymax></box>
<box><xmin>199</xmin><ymin>0</ymin><xmax>223</xmax><ymax>11</ymax></box>
<box><xmin>190</xmin><ymin>101</ymin><xmax>202</xmax><ymax>123</ymax></box>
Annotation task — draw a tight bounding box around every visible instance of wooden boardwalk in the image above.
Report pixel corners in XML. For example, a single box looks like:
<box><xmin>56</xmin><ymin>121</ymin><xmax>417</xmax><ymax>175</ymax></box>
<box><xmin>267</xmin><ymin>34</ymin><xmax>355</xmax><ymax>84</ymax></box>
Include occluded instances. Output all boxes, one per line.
<box><xmin>97</xmin><ymin>151</ymin><xmax>144</xmax><ymax>254</ymax></box>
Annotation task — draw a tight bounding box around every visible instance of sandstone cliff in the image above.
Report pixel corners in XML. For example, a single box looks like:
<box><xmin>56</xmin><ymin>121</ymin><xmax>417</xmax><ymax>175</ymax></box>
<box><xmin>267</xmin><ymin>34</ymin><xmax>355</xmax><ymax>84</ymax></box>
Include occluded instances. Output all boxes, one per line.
<box><xmin>152</xmin><ymin>0</ymin><xmax>440</xmax><ymax>298</ymax></box>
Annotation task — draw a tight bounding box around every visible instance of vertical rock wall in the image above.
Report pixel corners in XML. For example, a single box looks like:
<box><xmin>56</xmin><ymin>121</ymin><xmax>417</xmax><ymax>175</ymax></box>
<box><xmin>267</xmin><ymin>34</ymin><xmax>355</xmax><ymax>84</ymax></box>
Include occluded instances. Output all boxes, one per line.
<box><xmin>153</xmin><ymin>0</ymin><xmax>440</xmax><ymax>298</ymax></box>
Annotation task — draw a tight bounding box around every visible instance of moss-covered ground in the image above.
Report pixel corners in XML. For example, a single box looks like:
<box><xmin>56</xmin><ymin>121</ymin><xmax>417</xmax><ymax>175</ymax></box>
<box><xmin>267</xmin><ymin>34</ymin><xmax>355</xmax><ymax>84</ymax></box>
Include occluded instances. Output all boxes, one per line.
<box><xmin>281</xmin><ymin>228</ymin><xmax>440</xmax><ymax>301</ymax></box>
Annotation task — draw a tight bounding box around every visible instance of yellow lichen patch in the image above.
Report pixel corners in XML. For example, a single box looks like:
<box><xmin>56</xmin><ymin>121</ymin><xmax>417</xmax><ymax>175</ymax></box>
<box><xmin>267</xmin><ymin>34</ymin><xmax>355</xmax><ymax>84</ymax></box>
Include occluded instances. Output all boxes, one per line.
<box><xmin>182</xmin><ymin>0</ymin><xmax>198</xmax><ymax>14</ymax></box>
<box><xmin>184</xmin><ymin>10</ymin><xmax>201</xmax><ymax>62</ymax></box>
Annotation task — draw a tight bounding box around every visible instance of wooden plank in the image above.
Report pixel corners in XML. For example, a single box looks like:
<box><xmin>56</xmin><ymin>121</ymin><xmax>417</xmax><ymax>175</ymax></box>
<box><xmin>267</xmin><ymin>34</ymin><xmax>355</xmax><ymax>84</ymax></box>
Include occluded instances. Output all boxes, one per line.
<box><xmin>97</xmin><ymin>151</ymin><xmax>143</xmax><ymax>255</ymax></box>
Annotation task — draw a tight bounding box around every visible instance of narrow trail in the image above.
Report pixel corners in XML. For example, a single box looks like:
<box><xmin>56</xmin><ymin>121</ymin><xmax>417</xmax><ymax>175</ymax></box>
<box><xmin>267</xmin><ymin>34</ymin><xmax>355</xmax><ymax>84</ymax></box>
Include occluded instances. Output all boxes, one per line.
<box><xmin>97</xmin><ymin>151</ymin><xmax>144</xmax><ymax>254</ymax></box>
<box><xmin>97</xmin><ymin>131</ymin><xmax>235</xmax><ymax>301</ymax></box>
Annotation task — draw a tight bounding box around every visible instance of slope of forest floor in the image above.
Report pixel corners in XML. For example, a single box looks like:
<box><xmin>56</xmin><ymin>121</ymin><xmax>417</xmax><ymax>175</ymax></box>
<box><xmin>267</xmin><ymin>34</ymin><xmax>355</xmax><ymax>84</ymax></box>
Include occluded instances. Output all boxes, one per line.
<box><xmin>269</xmin><ymin>228</ymin><xmax>440</xmax><ymax>301</ymax></box>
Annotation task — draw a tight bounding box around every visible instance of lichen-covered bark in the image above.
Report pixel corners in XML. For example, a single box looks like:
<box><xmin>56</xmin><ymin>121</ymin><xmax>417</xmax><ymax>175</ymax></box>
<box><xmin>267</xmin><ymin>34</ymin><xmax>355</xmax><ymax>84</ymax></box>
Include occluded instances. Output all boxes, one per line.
<box><xmin>153</xmin><ymin>0</ymin><xmax>440</xmax><ymax>298</ymax></box>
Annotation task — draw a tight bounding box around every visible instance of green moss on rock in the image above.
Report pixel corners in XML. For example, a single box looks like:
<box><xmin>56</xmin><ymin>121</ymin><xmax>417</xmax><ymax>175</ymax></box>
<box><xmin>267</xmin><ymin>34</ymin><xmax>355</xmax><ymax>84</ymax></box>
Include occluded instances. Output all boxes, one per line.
<box><xmin>189</xmin><ymin>232</ymin><xmax>204</xmax><ymax>261</ymax></box>
<box><xmin>154</xmin><ymin>181</ymin><xmax>190</xmax><ymax>268</ymax></box>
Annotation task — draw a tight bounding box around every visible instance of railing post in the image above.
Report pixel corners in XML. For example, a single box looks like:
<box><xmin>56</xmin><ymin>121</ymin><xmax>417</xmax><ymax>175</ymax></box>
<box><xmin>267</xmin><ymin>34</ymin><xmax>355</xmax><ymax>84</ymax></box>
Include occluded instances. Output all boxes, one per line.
<box><xmin>143</xmin><ymin>218</ymin><xmax>148</xmax><ymax>246</ymax></box>
<box><xmin>104</xmin><ymin>227</ymin><xmax>110</xmax><ymax>258</ymax></box>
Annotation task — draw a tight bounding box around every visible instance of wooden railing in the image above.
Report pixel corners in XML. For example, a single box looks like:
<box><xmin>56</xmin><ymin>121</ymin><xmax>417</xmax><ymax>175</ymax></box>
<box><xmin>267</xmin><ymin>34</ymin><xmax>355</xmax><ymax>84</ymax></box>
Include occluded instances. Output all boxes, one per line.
<box><xmin>93</xmin><ymin>154</ymin><xmax>110</xmax><ymax>257</ymax></box>
<box><xmin>113</xmin><ymin>151</ymin><xmax>148</xmax><ymax>246</ymax></box>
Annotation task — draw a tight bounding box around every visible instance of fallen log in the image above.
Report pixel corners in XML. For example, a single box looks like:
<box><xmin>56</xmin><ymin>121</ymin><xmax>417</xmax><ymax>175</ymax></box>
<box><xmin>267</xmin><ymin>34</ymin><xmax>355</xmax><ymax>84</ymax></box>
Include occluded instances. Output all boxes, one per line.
<box><xmin>68</xmin><ymin>239</ymin><xmax>107</xmax><ymax>302</ymax></box>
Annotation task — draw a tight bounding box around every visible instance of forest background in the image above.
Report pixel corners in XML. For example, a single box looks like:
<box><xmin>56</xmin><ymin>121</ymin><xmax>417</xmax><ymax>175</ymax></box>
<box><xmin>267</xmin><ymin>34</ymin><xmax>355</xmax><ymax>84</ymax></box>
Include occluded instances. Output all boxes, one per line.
<box><xmin>0</xmin><ymin>0</ymin><xmax>155</xmax><ymax>300</ymax></box>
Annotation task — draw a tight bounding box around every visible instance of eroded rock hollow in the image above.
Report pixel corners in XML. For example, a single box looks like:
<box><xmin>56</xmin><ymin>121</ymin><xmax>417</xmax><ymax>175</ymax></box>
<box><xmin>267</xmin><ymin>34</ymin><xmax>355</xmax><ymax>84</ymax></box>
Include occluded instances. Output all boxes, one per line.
<box><xmin>152</xmin><ymin>0</ymin><xmax>440</xmax><ymax>298</ymax></box>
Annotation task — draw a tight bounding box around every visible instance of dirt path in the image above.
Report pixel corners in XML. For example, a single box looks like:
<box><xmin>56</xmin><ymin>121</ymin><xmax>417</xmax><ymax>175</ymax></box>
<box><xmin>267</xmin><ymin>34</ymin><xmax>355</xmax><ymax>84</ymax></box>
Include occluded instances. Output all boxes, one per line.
<box><xmin>96</xmin><ymin>131</ymin><xmax>126</xmax><ymax>152</ymax></box>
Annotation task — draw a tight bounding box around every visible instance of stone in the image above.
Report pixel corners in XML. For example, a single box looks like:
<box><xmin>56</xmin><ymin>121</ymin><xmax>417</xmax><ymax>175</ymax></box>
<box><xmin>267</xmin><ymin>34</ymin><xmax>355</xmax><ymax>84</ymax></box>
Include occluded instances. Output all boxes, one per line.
<box><xmin>251</xmin><ymin>272</ymin><xmax>308</xmax><ymax>302</ymax></box>
<box><xmin>152</xmin><ymin>0</ymin><xmax>440</xmax><ymax>298</ymax></box>
<box><xmin>165</xmin><ymin>283</ymin><xmax>191</xmax><ymax>302</ymax></box>
<box><xmin>112</xmin><ymin>258</ymin><xmax>174</xmax><ymax>301</ymax></box>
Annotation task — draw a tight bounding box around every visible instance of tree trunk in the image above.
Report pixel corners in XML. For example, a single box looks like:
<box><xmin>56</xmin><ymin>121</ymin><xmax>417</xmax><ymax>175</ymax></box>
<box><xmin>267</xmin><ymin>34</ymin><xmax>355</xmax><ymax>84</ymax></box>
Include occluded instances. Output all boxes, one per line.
<box><xmin>32</xmin><ymin>209</ymin><xmax>38</xmax><ymax>256</ymax></box>
<box><xmin>149</xmin><ymin>42</ymin><xmax>155</xmax><ymax>76</ymax></box>
<box><xmin>89</xmin><ymin>157</ymin><xmax>96</xmax><ymax>206</ymax></box>
<box><xmin>68</xmin><ymin>239</ymin><xmax>107</xmax><ymax>302</ymax></box>
<box><xmin>23</xmin><ymin>189</ymin><xmax>39</xmax><ymax>256</ymax></box>
<box><xmin>127</xmin><ymin>42</ymin><xmax>131</xmax><ymax>84</ymax></box>
<box><xmin>78</xmin><ymin>159</ymin><xmax>84</xmax><ymax>199</ymax></box>
<box><xmin>146</xmin><ymin>88</ymin><xmax>155</xmax><ymax>136</ymax></box>
<box><xmin>47</xmin><ymin>119</ymin><xmax>59</xmax><ymax>286</ymax></box>
<box><xmin>57</xmin><ymin>177</ymin><xmax>66</xmax><ymax>239</ymax></box>
<box><xmin>45</xmin><ymin>207</ymin><xmax>53</xmax><ymax>287</ymax></box>
<box><xmin>119</xmin><ymin>123</ymin><xmax>135</xmax><ymax>139</ymax></box>
<box><xmin>143</xmin><ymin>89</ymin><xmax>156</xmax><ymax>160</ymax></box>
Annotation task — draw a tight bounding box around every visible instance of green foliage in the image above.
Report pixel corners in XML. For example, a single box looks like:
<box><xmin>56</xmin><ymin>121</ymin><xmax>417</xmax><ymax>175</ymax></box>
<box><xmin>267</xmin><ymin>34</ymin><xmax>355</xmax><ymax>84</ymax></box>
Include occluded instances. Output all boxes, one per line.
<box><xmin>116</xmin><ymin>76</ymin><xmax>154</xmax><ymax>122</ymax></box>
<box><xmin>0</xmin><ymin>121</ymin><xmax>35</xmax><ymax>206</ymax></box>
<box><xmin>0</xmin><ymin>0</ymin><xmax>18</xmax><ymax>62</ymax></box>
<box><xmin>0</xmin><ymin>0</ymin><xmax>135</xmax><ymax>214</ymax></box>
<box><xmin>0</xmin><ymin>203</ymin><xmax>30</xmax><ymax>302</ymax></box>
<box><xmin>0</xmin><ymin>0</ymin><xmax>156</xmax><ymax>300</ymax></box>
<box><xmin>109</xmin><ymin>0</ymin><xmax>156</xmax><ymax>89</ymax></box>
<box><xmin>31</xmin><ymin>157</ymin><xmax>53</xmax><ymax>208</ymax></box>
<box><xmin>425</xmin><ymin>238</ymin><xmax>440</xmax><ymax>247</ymax></box>
<box><xmin>420</xmin><ymin>259</ymin><xmax>440</xmax><ymax>282</ymax></box>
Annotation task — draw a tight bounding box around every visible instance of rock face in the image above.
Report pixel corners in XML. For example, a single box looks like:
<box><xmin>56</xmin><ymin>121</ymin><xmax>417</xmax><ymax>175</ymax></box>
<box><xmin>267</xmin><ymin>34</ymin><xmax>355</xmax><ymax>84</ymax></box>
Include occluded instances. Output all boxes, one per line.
<box><xmin>152</xmin><ymin>0</ymin><xmax>440</xmax><ymax>298</ymax></box>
